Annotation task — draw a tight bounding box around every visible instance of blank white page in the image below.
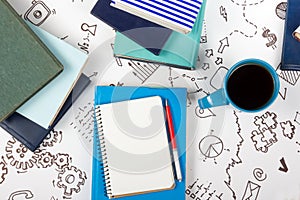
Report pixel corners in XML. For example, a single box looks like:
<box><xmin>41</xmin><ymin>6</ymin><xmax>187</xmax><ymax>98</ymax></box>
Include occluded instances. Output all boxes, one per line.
<box><xmin>95</xmin><ymin>96</ymin><xmax>175</xmax><ymax>199</ymax></box>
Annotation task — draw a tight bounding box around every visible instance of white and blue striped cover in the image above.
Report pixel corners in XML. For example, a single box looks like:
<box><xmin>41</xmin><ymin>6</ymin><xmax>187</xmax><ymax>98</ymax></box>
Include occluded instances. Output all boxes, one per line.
<box><xmin>111</xmin><ymin>0</ymin><xmax>203</xmax><ymax>34</ymax></box>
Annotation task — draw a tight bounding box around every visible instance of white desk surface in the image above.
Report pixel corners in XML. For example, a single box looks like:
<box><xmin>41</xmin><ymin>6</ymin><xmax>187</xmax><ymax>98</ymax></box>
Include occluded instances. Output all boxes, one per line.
<box><xmin>1</xmin><ymin>0</ymin><xmax>297</xmax><ymax>199</ymax></box>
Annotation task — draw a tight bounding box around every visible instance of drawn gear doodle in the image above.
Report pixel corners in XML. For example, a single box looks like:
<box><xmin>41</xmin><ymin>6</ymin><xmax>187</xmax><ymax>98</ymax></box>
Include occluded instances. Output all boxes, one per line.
<box><xmin>54</xmin><ymin>153</ymin><xmax>70</xmax><ymax>170</ymax></box>
<box><xmin>42</xmin><ymin>130</ymin><xmax>62</xmax><ymax>147</ymax></box>
<box><xmin>0</xmin><ymin>161</ymin><xmax>8</xmax><ymax>184</ymax></box>
<box><xmin>57</xmin><ymin>166</ymin><xmax>87</xmax><ymax>196</ymax></box>
<box><xmin>37</xmin><ymin>152</ymin><xmax>55</xmax><ymax>168</ymax></box>
<box><xmin>6</xmin><ymin>138</ymin><xmax>39</xmax><ymax>171</ymax></box>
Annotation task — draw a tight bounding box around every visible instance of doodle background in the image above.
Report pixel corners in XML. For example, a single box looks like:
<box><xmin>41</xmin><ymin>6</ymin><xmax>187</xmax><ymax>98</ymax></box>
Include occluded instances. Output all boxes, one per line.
<box><xmin>1</xmin><ymin>0</ymin><xmax>299</xmax><ymax>199</ymax></box>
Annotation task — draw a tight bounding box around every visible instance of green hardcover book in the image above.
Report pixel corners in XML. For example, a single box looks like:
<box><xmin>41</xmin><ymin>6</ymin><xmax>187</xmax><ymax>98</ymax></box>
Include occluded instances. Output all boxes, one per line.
<box><xmin>0</xmin><ymin>0</ymin><xmax>63</xmax><ymax>122</ymax></box>
<box><xmin>113</xmin><ymin>0</ymin><xmax>207</xmax><ymax>70</ymax></box>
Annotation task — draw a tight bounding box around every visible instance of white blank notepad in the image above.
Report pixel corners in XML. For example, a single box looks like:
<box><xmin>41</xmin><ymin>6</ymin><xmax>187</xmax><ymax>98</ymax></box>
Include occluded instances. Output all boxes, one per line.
<box><xmin>95</xmin><ymin>96</ymin><xmax>175</xmax><ymax>199</ymax></box>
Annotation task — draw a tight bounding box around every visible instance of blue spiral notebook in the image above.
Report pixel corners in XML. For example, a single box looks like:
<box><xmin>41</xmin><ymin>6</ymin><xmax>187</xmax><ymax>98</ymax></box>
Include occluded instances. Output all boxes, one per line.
<box><xmin>92</xmin><ymin>86</ymin><xmax>187</xmax><ymax>200</ymax></box>
<box><xmin>113</xmin><ymin>0</ymin><xmax>207</xmax><ymax>70</ymax></box>
<box><xmin>280</xmin><ymin>0</ymin><xmax>300</xmax><ymax>70</ymax></box>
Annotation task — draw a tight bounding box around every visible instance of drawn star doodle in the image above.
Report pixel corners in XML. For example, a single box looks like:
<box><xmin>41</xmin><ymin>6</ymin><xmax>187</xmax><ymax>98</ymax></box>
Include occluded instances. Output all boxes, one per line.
<box><xmin>57</xmin><ymin>165</ymin><xmax>87</xmax><ymax>197</ymax></box>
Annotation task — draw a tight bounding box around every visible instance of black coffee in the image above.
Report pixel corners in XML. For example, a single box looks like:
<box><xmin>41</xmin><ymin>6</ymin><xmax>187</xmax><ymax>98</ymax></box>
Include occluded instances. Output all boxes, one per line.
<box><xmin>226</xmin><ymin>64</ymin><xmax>275</xmax><ymax>111</ymax></box>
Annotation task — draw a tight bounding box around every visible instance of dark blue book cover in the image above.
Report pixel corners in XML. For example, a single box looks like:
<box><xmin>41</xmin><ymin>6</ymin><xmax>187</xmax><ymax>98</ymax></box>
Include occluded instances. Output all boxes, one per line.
<box><xmin>280</xmin><ymin>0</ymin><xmax>300</xmax><ymax>70</ymax></box>
<box><xmin>0</xmin><ymin>74</ymin><xmax>90</xmax><ymax>152</ymax></box>
<box><xmin>90</xmin><ymin>0</ymin><xmax>172</xmax><ymax>55</ymax></box>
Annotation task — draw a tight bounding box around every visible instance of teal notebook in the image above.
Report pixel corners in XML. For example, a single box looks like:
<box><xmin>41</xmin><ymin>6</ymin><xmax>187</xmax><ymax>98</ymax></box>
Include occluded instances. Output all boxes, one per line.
<box><xmin>16</xmin><ymin>23</ymin><xmax>88</xmax><ymax>129</ymax></box>
<box><xmin>92</xmin><ymin>86</ymin><xmax>187</xmax><ymax>200</ymax></box>
<box><xmin>113</xmin><ymin>0</ymin><xmax>207</xmax><ymax>70</ymax></box>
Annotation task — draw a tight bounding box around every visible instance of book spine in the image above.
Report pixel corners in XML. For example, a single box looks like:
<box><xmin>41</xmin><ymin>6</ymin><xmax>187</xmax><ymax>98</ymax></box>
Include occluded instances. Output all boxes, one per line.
<box><xmin>95</xmin><ymin>105</ymin><xmax>113</xmax><ymax>198</ymax></box>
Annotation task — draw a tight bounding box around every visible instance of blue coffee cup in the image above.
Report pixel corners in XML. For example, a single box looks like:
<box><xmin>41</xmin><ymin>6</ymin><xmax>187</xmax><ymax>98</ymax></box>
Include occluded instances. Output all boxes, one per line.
<box><xmin>198</xmin><ymin>59</ymin><xmax>280</xmax><ymax>112</ymax></box>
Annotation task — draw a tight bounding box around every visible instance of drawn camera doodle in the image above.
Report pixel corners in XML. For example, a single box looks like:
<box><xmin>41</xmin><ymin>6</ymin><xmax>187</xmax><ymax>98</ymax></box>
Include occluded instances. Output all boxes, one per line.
<box><xmin>24</xmin><ymin>1</ymin><xmax>51</xmax><ymax>26</ymax></box>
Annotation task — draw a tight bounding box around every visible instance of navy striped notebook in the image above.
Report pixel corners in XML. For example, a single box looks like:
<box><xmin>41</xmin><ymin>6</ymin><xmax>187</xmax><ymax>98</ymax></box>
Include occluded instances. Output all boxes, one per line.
<box><xmin>111</xmin><ymin>0</ymin><xmax>203</xmax><ymax>34</ymax></box>
<box><xmin>91</xmin><ymin>0</ymin><xmax>172</xmax><ymax>55</ymax></box>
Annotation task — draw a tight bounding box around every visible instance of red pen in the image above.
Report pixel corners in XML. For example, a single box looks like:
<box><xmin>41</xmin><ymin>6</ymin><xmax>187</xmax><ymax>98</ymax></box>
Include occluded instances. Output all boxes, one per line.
<box><xmin>165</xmin><ymin>99</ymin><xmax>182</xmax><ymax>182</ymax></box>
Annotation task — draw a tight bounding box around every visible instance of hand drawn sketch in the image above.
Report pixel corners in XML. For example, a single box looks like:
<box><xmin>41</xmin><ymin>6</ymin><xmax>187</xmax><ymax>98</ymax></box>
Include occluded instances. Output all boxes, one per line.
<box><xmin>2</xmin><ymin>0</ymin><xmax>300</xmax><ymax>199</ymax></box>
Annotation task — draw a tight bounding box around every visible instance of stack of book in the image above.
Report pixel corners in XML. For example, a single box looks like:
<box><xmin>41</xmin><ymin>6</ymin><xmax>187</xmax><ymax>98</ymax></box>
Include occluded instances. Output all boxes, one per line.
<box><xmin>0</xmin><ymin>0</ymin><xmax>90</xmax><ymax>151</ymax></box>
<box><xmin>1</xmin><ymin>0</ymin><xmax>205</xmax><ymax>199</ymax></box>
<box><xmin>90</xmin><ymin>0</ymin><xmax>207</xmax><ymax>70</ymax></box>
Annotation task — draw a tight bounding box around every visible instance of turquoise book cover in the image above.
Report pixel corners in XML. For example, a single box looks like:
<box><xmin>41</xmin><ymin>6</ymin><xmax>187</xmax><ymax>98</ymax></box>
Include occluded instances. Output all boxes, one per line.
<box><xmin>113</xmin><ymin>0</ymin><xmax>207</xmax><ymax>70</ymax></box>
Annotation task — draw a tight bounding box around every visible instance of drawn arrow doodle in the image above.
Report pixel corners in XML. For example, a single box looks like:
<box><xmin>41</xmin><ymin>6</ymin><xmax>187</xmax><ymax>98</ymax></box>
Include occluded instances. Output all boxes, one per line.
<box><xmin>218</xmin><ymin>37</ymin><xmax>229</xmax><ymax>53</ymax></box>
<box><xmin>278</xmin><ymin>157</ymin><xmax>288</xmax><ymax>172</ymax></box>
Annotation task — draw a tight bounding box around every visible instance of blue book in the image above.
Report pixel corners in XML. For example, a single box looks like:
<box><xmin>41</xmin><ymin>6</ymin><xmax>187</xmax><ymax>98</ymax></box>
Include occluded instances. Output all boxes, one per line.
<box><xmin>16</xmin><ymin>23</ymin><xmax>88</xmax><ymax>129</ymax></box>
<box><xmin>92</xmin><ymin>86</ymin><xmax>187</xmax><ymax>200</ymax></box>
<box><xmin>280</xmin><ymin>0</ymin><xmax>300</xmax><ymax>70</ymax></box>
<box><xmin>91</xmin><ymin>0</ymin><xmax>172</xmax><ymax>55</ymax></box>
<box><xmin>0</xmin><ymin>74</ymin><xmax>90</xmax><ymax>151</ymax></box>
<box><xmin>111</xmin><ymin>0</ymin><xmax>203</xmax><ymax>34</ymax></box>
<box><xmin>113</xmin><ymin>0</ymin><xmax>207</xmax><ymax>70</ymax></box>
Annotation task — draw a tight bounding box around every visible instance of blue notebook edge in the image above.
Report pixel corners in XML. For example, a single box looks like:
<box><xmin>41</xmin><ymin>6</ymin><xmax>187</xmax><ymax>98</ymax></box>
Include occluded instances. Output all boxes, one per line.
<box><xmin>91</xmin><ymin>86</ymin><xmax>187</xmax><ymax>200</ymax></box>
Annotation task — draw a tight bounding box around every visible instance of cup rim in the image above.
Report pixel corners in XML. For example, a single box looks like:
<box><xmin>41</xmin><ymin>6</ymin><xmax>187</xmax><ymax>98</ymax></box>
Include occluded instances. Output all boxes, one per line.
<box><xmin>223</xmin><ymin>59</ymin><xmax>280</xmax><ymax>113</ymax></box>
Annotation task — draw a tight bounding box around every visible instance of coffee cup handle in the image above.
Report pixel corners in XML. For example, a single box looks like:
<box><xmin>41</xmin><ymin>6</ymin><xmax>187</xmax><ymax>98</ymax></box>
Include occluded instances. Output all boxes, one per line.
<box><xmin>198</xmin><ymin>88</ymin><xmax>229</xmax><ymax>109</ymax></box>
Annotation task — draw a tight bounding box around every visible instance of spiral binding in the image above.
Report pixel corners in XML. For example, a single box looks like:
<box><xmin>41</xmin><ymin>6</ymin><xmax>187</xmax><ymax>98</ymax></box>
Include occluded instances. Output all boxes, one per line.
<box><xmin>95</xmin><ymin>105</ymin><xmax>113</xmax><ymax>198</ymax></box>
